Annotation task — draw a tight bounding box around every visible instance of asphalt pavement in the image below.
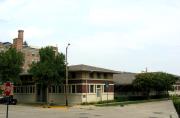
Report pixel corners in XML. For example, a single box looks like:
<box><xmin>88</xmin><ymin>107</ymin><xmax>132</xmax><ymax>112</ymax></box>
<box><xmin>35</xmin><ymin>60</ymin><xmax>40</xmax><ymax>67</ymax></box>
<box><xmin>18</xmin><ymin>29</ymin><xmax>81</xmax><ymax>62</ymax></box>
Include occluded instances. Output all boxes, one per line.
<box><xmin>0</xmin><ymin>100</ymin><xmax>178</xmax><ymax>118</ymax></box>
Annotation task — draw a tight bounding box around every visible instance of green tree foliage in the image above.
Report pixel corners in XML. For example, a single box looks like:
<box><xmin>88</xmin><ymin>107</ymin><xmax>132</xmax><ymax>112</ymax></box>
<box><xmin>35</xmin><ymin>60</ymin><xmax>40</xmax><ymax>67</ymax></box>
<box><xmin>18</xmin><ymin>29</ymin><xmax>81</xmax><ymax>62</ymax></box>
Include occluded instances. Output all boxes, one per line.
<box><xmin>29</xmin><ymin>46</ymin><xmax>65</xmax><ymax>86</ymax></box>
<box><xmin>0</xmin><ymin>48</ymin><xmax>24</xmax><ymax>84</ymax></box>
<box><xmin>132</xmin><ymin>72</ymin><xmax>178</xmax><ymax>97</ymax></box>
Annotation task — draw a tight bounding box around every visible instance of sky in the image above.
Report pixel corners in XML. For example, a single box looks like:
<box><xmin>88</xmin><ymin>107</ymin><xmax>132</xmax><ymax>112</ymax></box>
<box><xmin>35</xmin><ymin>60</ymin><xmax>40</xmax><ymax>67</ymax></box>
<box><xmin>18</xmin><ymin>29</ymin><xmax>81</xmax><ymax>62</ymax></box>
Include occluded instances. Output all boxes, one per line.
<box><xmin>0</xmin><ymin>0</ymin><xmax>180</xmax><ymax>75</ymax></box>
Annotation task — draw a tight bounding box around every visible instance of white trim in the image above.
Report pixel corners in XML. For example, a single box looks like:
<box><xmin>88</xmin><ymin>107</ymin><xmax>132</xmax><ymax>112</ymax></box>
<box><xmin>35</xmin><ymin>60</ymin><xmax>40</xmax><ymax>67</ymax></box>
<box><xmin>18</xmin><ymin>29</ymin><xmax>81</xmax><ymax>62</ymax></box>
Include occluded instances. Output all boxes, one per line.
<box><xmin>68</xmin><ymin>78</ymin><xmax>113</xmax><ymax>81</ymax></box>
<box><xmin>68</xmin><ymin>83</ymin><xmax>114</xmax><ymax>85</ymax></box>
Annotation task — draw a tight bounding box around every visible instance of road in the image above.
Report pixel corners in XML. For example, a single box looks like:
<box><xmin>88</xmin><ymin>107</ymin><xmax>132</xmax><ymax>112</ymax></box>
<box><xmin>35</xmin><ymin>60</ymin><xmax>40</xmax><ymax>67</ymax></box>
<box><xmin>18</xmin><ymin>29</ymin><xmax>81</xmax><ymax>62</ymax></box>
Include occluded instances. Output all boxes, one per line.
<box><xmin>0</xmin><ymin>100</ymin><xmax>178</xmax><ymax>118</ymax></box>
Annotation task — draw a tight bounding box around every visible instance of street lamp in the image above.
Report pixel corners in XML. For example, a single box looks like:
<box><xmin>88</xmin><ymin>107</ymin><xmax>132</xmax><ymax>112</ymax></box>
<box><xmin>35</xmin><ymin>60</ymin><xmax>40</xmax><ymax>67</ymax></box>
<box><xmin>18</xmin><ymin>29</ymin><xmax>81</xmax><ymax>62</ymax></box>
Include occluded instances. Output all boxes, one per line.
<box><xmin>65</xmin><ymin>43</ymin><xmax>70</xmax><ymax>106</ymax></box>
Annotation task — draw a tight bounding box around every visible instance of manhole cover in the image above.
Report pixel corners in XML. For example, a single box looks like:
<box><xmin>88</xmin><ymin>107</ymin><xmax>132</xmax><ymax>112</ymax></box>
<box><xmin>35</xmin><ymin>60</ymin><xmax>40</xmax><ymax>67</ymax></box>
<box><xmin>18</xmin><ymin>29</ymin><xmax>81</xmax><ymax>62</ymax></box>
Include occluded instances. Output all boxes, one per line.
<box><xmin>94</xmin><ymin>114</ymin><xmax>102</xmax><ymax>117</ymax></box>
<box><xmin>80</xmin><ymin>113</ymin><xmax>88</xmax><ymax>115</ymax></box>
<box><xmin>153</xmin><ymin>112</ymin><xmax>163</xmax><ymax>114</ymax></box>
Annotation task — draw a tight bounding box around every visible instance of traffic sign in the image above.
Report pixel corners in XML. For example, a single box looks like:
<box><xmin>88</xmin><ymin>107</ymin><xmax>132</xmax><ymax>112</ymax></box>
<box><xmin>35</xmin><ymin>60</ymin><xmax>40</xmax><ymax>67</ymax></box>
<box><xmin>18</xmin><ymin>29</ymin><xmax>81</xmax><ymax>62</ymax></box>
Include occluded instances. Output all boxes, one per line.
<box><xmin>4</xmin><ymin>82</ymin><xmax>13</xmax><ymax>96</ymax></box>
<box><xmin>105</xmin><ymin>81</ymin><xmax>109</xmax><ymax>88</ymax></box>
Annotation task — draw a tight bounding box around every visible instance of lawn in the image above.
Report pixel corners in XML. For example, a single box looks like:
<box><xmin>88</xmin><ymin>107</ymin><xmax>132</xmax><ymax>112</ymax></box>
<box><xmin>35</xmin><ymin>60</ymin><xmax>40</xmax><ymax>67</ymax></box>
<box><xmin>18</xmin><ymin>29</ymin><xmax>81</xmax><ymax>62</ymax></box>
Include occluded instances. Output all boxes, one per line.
<box><xmin>95</xmin><ymin>98</ymin><xmax>169</xmax><ymax>107</ymax></box>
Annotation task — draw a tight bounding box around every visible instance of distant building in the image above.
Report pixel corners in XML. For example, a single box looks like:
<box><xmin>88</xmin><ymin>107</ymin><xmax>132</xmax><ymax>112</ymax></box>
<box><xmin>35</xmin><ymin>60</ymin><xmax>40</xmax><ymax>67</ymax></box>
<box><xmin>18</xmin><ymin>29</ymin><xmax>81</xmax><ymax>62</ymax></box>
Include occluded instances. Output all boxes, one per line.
<box><xmin>0</xmin><ymin>30</ymin><xmax>58</xmax><ymax>73</ymax></box>
<box><xmin>114</xmin><ymin>72</ymin><xmax>180</xmax><ymax>98</ymax></box>
<box><xmin>169</xmin><ymin>75</ymin><xmax>180</xmax><ymax>95</ymax></box>
<box><xmin>113</xmin><ymin>72</ymin><xmax>139</xmax><ymax>97</ymax></box>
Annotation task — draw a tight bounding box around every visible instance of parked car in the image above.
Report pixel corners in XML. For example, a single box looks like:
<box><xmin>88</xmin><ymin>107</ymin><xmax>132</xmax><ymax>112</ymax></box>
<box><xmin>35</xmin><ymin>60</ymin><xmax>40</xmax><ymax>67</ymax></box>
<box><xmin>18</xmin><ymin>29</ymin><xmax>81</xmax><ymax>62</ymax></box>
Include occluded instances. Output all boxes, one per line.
<box><xmin>0</xmin><ymin>95</ymin><xmax>17</xmax><ymax>105</ymax></box>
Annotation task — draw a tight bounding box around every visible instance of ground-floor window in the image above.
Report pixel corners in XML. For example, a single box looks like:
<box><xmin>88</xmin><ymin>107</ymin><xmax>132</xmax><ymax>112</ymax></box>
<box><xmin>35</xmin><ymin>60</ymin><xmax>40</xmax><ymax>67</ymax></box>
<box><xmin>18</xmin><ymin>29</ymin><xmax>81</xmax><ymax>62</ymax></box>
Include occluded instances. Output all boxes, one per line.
<box><xmin>97</xmin><ymin>85</ymin><xmax>101</xmax><ymax>89</ymax></box>
<box><xmin>89</xmin><ymin>85</ymin><xmax>95</xmax><ymax>93</ymax></box>
<box><xmin>72</xmin><ymin>85</ymin><xmax>76</xmax><ymax>93</ymax></box>
<box><xmin>49</xmin><ymin>85</ymin><xmax>78</xmax><ymax>94</ymax></box>
<box><xmin>14</xmin><ymin>85</ymin><xmax>35</xmax><ymax>94</ymax></box>
<box><xmin>49</xmin><ymin>85</ymin><xmax>65</xmax><ymax>93</ymax></box>
<box><xmin>104</xmin><ymin>85</ymin><xmax>108</xmax><ymax>92</ymax></box>
<box><xmin>68</xmin><ymin>85</ymin><xmax>77</xmax><ymax>93</ymax></box>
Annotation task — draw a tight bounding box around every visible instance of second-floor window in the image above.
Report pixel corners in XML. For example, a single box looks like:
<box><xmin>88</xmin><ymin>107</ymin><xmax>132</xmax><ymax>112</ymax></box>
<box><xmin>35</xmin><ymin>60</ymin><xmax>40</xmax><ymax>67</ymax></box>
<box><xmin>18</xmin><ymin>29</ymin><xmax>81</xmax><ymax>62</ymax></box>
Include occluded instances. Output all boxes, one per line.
<box><xmin>104</xmin><ymin>73</ymin><xmax>108</xmax><ymax>79</ymax></box>
<box><xmin>97</xmin><ymin>73</ymin><xmax>101</xmax><ymax>78</ymax></box>
<box><xmin>89</xmin><ymin>73</ymin><xmax>94</xmax><ymax>78</ymax></box>
<box><xmin>71</xmin><ymin>72</ymin><xmax>76</xmax><ymax>79</ymax></box>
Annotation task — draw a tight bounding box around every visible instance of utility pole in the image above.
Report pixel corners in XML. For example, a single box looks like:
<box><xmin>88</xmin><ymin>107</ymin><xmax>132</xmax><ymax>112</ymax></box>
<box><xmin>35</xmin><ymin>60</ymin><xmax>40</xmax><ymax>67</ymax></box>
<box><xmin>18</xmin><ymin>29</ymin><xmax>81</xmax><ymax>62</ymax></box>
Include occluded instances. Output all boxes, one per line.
<box><xmin>65</xmin><ymin>43</ymin><xmax>70</xmax><ymax>106</ymax></box>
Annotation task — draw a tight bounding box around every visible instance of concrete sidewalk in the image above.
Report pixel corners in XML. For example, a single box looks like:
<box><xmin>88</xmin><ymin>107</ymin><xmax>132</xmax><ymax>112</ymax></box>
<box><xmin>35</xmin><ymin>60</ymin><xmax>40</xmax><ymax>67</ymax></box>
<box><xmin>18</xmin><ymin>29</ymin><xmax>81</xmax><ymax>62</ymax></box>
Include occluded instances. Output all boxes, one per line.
<box><xmin>0</xmin><ymin>100</ymin><xmax>178</xmax><ymax>118</ymax></box>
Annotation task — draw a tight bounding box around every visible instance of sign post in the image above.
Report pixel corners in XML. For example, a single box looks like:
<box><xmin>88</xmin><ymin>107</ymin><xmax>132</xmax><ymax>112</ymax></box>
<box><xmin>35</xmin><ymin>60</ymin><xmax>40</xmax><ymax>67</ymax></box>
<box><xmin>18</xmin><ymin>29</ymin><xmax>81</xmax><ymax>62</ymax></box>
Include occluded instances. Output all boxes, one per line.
<box><xmin>105</xmin><ymin>81</ymin><xmax>109</xmax><ymax>104</ymax></box>
<box><xmin>4</xmin><ymin>82</ymin><xmax>13</xmax><ymax>118</ymax></box>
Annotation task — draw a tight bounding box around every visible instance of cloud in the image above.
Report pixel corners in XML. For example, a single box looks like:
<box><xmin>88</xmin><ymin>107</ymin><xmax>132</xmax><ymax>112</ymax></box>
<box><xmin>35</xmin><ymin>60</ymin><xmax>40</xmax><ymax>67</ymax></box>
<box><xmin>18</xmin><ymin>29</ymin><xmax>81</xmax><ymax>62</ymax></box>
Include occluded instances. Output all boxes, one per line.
<box><xmin>0</xmin><ymin>0</ymin><xmax>82</xmax><ymax>22</ymax></box>
<box><xmin>87</xmin><ymin>2</ymin><xmax>180</xmax><ymax>48</ymax></box>
<box><xmin>88</xmin><ymin>8</ymin><xmax>143</xmax><ymax>26</ymax></box>
<box><xmin>71</xmin><ymin>32</ymin><xmax>143</xmax><ymax>53</ymax></box>
<box><xmin>0</xmin><ymin>0</ymin><xmax>180</xmax><ymax>75</ymax></box>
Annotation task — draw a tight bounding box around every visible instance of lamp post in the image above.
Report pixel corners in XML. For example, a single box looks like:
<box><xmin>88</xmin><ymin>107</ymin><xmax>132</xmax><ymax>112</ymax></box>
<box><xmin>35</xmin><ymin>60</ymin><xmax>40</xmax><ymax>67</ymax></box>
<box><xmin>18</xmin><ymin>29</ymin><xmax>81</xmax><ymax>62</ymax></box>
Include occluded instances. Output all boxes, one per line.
<box><xmin>65</xmin><ymin>43</ymin><xmax>70</xmax><ymax>106</ymax></box>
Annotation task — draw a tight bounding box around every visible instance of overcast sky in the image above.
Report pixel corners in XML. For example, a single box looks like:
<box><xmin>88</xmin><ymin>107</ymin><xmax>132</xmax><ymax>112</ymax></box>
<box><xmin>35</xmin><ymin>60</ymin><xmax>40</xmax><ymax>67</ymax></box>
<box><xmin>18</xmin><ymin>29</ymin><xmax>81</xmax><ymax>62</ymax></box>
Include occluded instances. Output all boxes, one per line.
<box><xmin>0</xmin><ymin>0</ymin><xmax>180</xmax><ymax>75</ymax></box>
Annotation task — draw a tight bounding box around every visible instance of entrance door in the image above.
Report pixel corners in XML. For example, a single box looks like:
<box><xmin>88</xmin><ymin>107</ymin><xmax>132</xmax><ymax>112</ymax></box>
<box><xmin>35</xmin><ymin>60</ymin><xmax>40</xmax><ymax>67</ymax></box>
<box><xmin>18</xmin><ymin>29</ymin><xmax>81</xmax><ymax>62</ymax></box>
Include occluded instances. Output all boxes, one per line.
<box><xmin>36</xmin><ymin>84</ymin><xmax>47</xmax><ymax>103</ymax></box>
<box><xmin>96</xmin><ymin>85</ymin><xmax>102</xmax><ymax>101</ymax></box>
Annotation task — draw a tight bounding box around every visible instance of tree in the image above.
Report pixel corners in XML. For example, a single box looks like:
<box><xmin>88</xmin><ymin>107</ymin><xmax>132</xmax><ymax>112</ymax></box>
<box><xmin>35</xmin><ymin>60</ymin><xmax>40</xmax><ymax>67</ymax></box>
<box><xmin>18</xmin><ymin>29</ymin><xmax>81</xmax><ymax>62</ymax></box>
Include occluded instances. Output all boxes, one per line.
<box><xmin>23</xmin><ymin>41</ymin><xmax>28</xmax><ymax>47</ymax></box>
<box><xmin>29</xmin><ymin>46</ymin><xmax>65</xmax><ymax>102</ymax></box>
<box><xmin>132</xmin><ymin>72</ymin><xmax>178</xmax><ymax>98</ymax></box>
<box><xmin>132</xmin><ymin>73</ymin><xmax>154</xmax><ymax>97</ymax></box>
<box><xmin>0</xmin><ymin>48</ymin><xmax>24</xmax><ymax>84</ymax></box>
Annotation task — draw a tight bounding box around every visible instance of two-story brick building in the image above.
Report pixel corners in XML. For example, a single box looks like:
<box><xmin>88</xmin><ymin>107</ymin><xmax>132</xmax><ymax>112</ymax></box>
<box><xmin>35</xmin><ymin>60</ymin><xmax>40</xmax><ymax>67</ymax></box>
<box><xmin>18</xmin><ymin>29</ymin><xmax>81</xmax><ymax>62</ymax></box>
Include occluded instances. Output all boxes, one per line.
<box><xmin>14</xmin><ymin>64</ymin><xmax>117</xmax><ymax>105</ymax></box>
<box><xmin>48</xmin><ymin>64</ymin><xmax>116</xmax><ymax>104</ymax></box>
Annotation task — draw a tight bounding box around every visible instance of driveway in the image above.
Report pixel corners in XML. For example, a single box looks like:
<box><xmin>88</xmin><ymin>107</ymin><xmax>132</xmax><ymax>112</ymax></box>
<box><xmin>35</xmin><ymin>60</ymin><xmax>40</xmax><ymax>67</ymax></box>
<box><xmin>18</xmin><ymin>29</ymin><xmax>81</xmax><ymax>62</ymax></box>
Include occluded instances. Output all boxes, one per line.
<box><xmin>0</xmin><ymin>100</ymin><xmax>178</xmax><ymax>118</ymax></box>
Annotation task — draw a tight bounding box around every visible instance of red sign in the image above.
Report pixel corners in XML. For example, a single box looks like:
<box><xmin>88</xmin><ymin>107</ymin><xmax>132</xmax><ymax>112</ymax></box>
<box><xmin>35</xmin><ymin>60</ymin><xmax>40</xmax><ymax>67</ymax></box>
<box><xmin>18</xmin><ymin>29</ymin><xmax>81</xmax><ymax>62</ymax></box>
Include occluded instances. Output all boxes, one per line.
<box><xmin>4</xmin><ymin>82</ymin><xmax>13</xmax><ymax>96</ymax></box>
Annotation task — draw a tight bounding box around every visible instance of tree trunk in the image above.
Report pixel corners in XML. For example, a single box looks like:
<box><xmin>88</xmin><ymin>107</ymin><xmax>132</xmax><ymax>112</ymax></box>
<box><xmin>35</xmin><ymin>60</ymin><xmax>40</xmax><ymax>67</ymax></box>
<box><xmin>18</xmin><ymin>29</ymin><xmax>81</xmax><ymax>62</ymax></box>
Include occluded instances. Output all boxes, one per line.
<box><xmin>46</xmin><ymin>86</ymin><xmax>49</xmax><ymax>105</ymax></box>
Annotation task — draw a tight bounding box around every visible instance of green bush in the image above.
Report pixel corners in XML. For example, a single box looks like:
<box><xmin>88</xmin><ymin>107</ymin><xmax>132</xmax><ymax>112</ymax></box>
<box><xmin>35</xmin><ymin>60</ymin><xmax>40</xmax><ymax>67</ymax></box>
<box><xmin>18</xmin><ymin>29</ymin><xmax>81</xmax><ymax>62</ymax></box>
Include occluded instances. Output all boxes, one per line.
<box><xmin>115</xmin><ymin>95</ymin><xmax>168</xmax><ymax>102</ymax></box>
<box><xmin>115</xmin><ymin>96</ymin><xmax>129</xmax><ymax>102</ymax></box>
<box><xmin>171</xmin><ymin>96</ymin><xmax>180</xmax><ymax>116</ymax></box>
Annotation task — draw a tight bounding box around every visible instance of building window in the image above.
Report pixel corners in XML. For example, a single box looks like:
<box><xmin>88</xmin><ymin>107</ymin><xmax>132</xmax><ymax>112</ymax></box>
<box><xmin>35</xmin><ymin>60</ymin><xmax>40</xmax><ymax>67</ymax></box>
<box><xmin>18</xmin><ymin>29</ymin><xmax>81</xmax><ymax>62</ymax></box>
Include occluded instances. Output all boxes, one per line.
<box><xmin>58</xmin><ymin>86</ymin><xmax>62</xmax><ymax>93</ymax></box>
<box><xmin>76</xmin><ymin>85</ymin><xmax>82</xmax><ymax>93</ymax></box>
<box><xmin>14</xmin><ymin>87</ymin><xmax>17</xmax><ymax>93</ymax></box>
<box><xmin>69</xmin><ymin>85</ymin><xmax>72</xmax><ymax>93</ymax></box>
<box><xmin>48</xmin><ymin>87</ymin><xmax>51</xmax><ymax>93</ymax></box>
<box><xmin>89</xmin><ymin>73</ymin><xmax>94</xmax><ymax>78</ymax></box>
<box><xmin>104</xmin><ymin>73</ymin><xmax>108</xmax><ymax>79</ymax></box>
<box><xmin>97</xmin><ymin>73</ymin><xmax>101</xmax><ymax>78</ymax></box>
<box><xmin>20</xmin><ymin>87</ymin><xmax>23</xmax><ymax>93</ymax></box>
<box><xmin>14</xmin><ymin>86</ymin><xmax>35</xmax><ymax>94</ymax></box>
<box><xmin>30</xmin><ymin>86</ymin><xmax>33</xmax><ymax>93</ymax></box>
<box><xmin>104</xmin><ymin>85</ymin><xmax>108</xmax><ymax>92</ymax></box>
<box><xmin>25</xmin><ymin>86</ymin><xmax>28</xmax><ymax>93</ymax></box>
<box><xmin>71</xmin><ymin>72</ymin><xmax>76</xmax><ymax>79</ymax></box>
<box><xmin>72</xmin><ymin>85</ymin><xmax>76</xmax><ymax>93</ymax></box>
<box><xmin>52</xmin><ymin>86</ymin><xmax>56</xmax><ymax>93</ymax></box>
<box><xmin>32</xmin><ymin>52</ymin><xmax>35</xmax><ymax>56</ymax></box>
<box><xmin>97</xmin><ymin>85</ymin><xmax>101</xmax><ymax>89</ymax></box>
<box><xmin>89</xmin><ymin>85</ymin><xmax>94</xmax><ymax>93</ymax></box>
<box><xmin>17</xmin><ymin>87</ymin><xmax>20</xmax><ymax>93</ymax></box>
